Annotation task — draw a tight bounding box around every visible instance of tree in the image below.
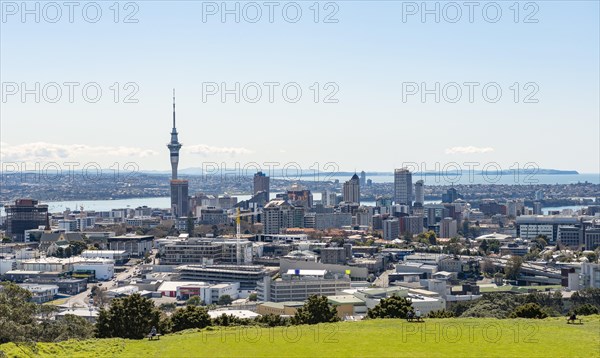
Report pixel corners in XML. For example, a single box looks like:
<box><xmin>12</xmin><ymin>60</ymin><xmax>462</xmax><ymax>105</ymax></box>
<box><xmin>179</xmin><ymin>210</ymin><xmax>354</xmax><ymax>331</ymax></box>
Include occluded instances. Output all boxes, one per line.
<box><xmin>291</xmin><ymin>295</ymin><xmax>339</xmax><ymax>325</ymax></box>
<box><xmin>218</xmin><ymin>295</ymin><xmax>233</xmax><ymax>306</ymax></box>
<box><xmin>456</xmin><ymin>293</ymin><xmax>520</xmax><ymax>319</ymax></box>
<box><xmin>0</xmin><ymin>283</ymin><xmax>95</xmax><ymax>344</ymax></box>
<box><xmin>505</xmin><ymin>256</ymin><xmax>523</xmax><ymax>280</ymax></box>
<box><xmin>212</xmin><ymin>313</ymin><xmax>252</xmax><ymax>326</ymax></box>
<box><xmin>509</xmin><ymin>303</ymin><xmax>548</xmax><ymax>319</ymax></box>
<box><xmin>159</xmin><ymin>302</ymin><xmax>177</xmax><ymax>313</ymax></box>
<box><xmin>95</xmin><ymin>294</ymin><xmax>161</xmax><ymax>339</ymax></box>
<box><xmin>532</xmin><ymin>236</ymin><xmax>548</xmax><ymax>251</ymax></box>
<box><xmin>367</xmin><ymin>295</ymin><xmax>414</xmax><ymax>319</ymax></box>
<box><xmin>254</xmin><ymin>314</ymin><xmax>289</xmax><ymax>327</ymax></box>
<box><xmin>572</xmin><ymin>304</ymin><xmax>599</xmax><ymax>316</ymax></box>
<box><xmin>248</xmin><ymin>293</ymin><xmax>258</xmax><ymax>302</ymax></box>
<box><xmin>480</xmin><ymin>258</ymin><xmax>497</xmax><ymax>276</ymax></box>
<box><xmin>186</xmin><ymin>295</ymin><xmax>202</xmax><ymax>306</ymax></box>
<box><xmin>571</xmin><ymin>288</ymin><xmax>600</xmax><ymax>307</ymax></box>
<box><xmin>479</xmin><ymin>239</ymin><xmax>489</xmax><ymax>254</ymax></box>
<box><xmin>584</xmin><ymin>252</ymin><xmax>598</xmax><ymax>263</ymax></box>
<box><xmin>170</xmin><ymin>305</ymin><xmax>211</xmax><ymax>332</ymax></box>
<box><xmin>0</xmin><ymin>282</ymin><xmax>38</xmax><ymax>343</ymax></box>
<box><xmin>525</xmin><ymin>291</ymin><xmax>563</xmax><ymax>315</ymax></box>
<box><xmin>36</xmin><ymin>314</ymin><xmax>95</xmax><ymax>342</ymax></box>
<box><xmin>91</xmin><ymin>286</ymin><xmax>110</xmax><ymax>308</ymax></box>
<box><xmin>487</xmin><ymin>239</ymin><xmax>501</xmax><ymax>254</ymax></box>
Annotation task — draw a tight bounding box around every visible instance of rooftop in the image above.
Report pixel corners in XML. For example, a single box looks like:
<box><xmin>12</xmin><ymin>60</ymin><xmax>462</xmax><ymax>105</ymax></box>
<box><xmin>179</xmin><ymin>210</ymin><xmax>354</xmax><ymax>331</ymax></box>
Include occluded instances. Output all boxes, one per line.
<box><xmin>208</xmin><ymin>310</ymin><xmax>260</xmax><ymax>319</ymax></box>
<box><xmin>158</xmin><ymin>281</ymin><xmax>207</xmax><ymax>292</ymax></box>
<box><xmin>328</xmin><ymin>295</ymin><xmax>365</xmax><ymax>306</ymax></box>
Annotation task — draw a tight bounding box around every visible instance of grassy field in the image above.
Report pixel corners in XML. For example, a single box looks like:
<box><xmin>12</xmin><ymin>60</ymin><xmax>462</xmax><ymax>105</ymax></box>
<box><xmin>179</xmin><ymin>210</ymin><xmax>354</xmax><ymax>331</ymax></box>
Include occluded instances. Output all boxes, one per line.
<box><xmin>1</xmin><ymin>316</ymin><xmax>598</xmax><ymax>357</ymax></box>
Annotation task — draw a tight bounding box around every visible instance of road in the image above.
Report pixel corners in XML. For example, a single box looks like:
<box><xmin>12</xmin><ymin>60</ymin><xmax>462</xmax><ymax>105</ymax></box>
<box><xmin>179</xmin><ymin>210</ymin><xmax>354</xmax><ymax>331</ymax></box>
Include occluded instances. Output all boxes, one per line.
<box><xmin>64</xmin><ymin>260</ymin><xmax>141</xmax><ymax>309</ymax></box>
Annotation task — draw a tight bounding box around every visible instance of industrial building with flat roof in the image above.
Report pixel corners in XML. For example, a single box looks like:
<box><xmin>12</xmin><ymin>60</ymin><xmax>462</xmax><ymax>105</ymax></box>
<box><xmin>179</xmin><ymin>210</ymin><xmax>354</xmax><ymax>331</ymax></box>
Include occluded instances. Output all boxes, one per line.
<box><xmin>175</xmin><ymin>264</ymin><xmax>273</xmax><ymax>290</ymax></box>
<box><xmin>257</xmin><ymin>269</ymin><xmax>352</xmax><ymax>303</ymax></box>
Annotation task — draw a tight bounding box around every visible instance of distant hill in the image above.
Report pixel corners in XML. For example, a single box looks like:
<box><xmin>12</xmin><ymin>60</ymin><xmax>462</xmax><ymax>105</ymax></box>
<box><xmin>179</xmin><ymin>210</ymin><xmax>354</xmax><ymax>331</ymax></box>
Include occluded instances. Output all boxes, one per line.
<box><xmin>140</xmin><ymin>168</ymin><xmax>580</xmax><ymax>176</ymax></box>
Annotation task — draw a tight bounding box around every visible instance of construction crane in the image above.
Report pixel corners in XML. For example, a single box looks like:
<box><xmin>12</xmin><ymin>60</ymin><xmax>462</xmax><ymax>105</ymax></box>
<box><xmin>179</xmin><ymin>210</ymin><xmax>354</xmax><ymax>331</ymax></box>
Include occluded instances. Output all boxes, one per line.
<box><xmin>227</xmin><ymin>207</ymin><xmax>261</xmax><ymax>266</ymax></box>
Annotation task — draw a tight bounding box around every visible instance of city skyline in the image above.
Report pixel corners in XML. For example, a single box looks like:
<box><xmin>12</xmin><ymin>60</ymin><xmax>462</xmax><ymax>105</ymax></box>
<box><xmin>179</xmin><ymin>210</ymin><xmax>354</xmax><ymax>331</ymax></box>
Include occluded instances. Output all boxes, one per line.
<box><xmin>1</xmin><ymin>2</ymin><xmax>599</xmax><ymax>173</ymax></box>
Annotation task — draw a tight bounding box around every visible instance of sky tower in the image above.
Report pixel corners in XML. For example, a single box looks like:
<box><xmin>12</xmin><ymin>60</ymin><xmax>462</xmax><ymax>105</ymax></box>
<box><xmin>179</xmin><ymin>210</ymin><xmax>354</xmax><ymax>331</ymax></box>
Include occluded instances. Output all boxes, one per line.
<box><xmin>167</xmin><ymin>89</ymin><xmax>182</xmax><ymax>180</ymax></box>
<box><xmin>168</xmin><ymin>89</ymin><xmax>188</xmax><ymax>218</ymax></box>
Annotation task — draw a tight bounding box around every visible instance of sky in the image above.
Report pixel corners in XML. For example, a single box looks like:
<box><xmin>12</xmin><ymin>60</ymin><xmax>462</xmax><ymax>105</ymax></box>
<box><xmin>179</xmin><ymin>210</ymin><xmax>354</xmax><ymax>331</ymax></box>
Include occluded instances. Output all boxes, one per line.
<box><xmin>1</xmin><ymin>0</ymin><xmax>599</xmax><ymax>176</ymax></box>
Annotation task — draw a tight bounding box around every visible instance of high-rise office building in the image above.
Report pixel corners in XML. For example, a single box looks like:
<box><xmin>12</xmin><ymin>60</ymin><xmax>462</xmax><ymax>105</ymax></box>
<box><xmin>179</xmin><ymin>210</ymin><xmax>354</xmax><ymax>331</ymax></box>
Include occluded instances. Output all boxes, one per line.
<box><xmin>167</xmin><ymin>90</ymin><xmax>189</xmax><ymax>217</ymax></box>
<box><xmin>400</xmin><ymin>216</ymin><xmax>425</xmax><ymax>236</ymax></box>
<box><xmin>442</xmin><ymin>187</ymin><xmax>459</xmax><ymax>203</ymax></box>
<box><xmin>253</xmin><ymin>172</ymin><xmax>270</xmax><ymax>198</ymax></box>
<box><xmin>414</xmin><ymin>180</ymin><xmax>424</xmax><ymax>206</ymax></box>
<box><xmin>394</xmin><ymin>168</ymin><xmax>412</xmax><ymax>206</ymax></box>
<box><xmin>440</xmin><ymin>217</ymin><xmax>458</xmax><ymax>238</ymax></box>
<box><xmin>171</xmin><ymin>180</ymin><xmax>190</xmax><ymax>217</ymax></box>
<box><xmin>320</xmin><ymin>191</ymin><xmax>337</xmax><ymax>207</ymax></box>
<box><xmin>360</xmin><ymin>171</ymin><xmax>366</xmax><ymax>186</ymax></box>
<box><xmin>535</xmin><ymin>190</ymin><xmax>544</xmax><ymax>201</ymax></box>
<box><xmin>343</xmin><ymin>174</ymin><xmax>360</xmax><ymax>204</ymax></box>
<box><xmin>286</xmin><ymin>186</ymin><xmax>313</xmax><ymax>208</ymax></box>
<box><xmin>383</xmin><ymin>218</ymin><xmax>400</xmax><ymax>240</ymax></box>
<box><xmin>6</xmin><ymin>199</ymin><xmax>48</xmax><ymax>242</ymax></box>
<box><xmin>263</xmin><ymin>199</ymin><xmax>294</xmax><ymax>234</ymax></box>
<box><xmin>533</xmin><ymin>202</ymin><xmax>543</xmax><ymax>215</ymax></box>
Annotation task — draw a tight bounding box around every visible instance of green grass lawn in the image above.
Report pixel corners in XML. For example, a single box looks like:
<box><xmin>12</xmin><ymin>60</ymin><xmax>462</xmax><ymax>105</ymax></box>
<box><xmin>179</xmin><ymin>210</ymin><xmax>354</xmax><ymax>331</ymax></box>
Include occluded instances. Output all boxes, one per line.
<box><xmin>1</xmin><ymin>316</ymin><xmax>599</xmax><ymax>357</ymax></box>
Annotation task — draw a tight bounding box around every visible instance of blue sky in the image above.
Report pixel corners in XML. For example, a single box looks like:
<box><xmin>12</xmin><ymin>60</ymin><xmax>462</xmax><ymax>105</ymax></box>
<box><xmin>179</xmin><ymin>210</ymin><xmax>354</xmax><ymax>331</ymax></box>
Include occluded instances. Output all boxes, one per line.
<box><xmin>1</xmin><ymin>1</ymin><xmax>599</xmax><ymax>174</ymax></box>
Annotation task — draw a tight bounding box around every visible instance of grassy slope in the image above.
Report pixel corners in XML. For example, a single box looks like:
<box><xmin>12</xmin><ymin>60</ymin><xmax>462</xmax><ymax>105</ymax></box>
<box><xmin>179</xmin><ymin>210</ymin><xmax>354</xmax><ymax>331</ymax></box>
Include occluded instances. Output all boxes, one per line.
<box><xmin>1</xmin><ymin>316</ymin><xmax>599</xmax><ymax>357</ymax></box>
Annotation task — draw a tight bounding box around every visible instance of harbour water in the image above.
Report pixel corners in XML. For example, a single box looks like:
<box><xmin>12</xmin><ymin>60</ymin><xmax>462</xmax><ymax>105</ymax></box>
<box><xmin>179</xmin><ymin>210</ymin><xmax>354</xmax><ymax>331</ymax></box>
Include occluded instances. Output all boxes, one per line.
<box><xmin>1</xmin><ymin>197</ymin><xmax>589</xmax><ymax>216</ymax></box>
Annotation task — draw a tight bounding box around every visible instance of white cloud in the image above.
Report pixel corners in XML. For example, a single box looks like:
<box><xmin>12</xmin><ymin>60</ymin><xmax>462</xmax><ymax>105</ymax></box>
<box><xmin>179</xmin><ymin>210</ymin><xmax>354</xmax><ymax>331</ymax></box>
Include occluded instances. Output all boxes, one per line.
<box><xmin>0</xmin><ymin>142</ymin><xmax>158</xmax><ymax>162</ymax></box>
<box><xmin>445</xmin><ymin>146</ymin><xmax>495</xmax><ymax>155</ymax></box>
<box><xmin>186</xmin><ymin>144</ymin><xmax>253</xmax><ymax>156</ymax></box>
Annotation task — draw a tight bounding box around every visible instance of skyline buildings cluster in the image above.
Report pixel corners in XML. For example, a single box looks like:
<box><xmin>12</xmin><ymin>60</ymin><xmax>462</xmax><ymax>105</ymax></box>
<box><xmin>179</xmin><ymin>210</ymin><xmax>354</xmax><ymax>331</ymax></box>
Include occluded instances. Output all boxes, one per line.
<box><xmin>164</xmin><ymin>92</ymin><xmax>448</xmax><ymax>220</ymax></box>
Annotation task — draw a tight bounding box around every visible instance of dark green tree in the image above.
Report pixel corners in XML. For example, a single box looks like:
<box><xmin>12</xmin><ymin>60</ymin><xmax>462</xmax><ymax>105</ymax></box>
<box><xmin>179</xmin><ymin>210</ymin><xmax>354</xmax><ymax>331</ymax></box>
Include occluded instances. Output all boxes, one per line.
<box><xmin>0</xmin><ymin>282</ymin><xmax>38</xmax><ymax>343</ymax></box>
<box><xmin>170</xmin><ymin>305</ymin><xmax>211</xmax><ymax>332</ymax></box>
<box><xmin>186</xmin><ymin>295</ymin><xmax>202</xmax><ymax>306</ymax></box>
<box><xmin>367</xmin><ymin>295</ymin><xmax>414</xmax><ymax>319</ymax></box>
<box><xmin>218</xmin><ymin>295</ymin><xmax>233</xmax><ymax>306</ymax></box>
<box><xmin>509</xmin><ymin>303</ymin><xmax>548</xmax><ymax>319</ymax></box>
<box><xmin>572</xmin><ymin>304</ymin><xmax>599</xmax><ymax>316</ymax></box>
<box><xmin>531</xmin><ymin>236</ymin><xmax>548</xmax><ymax>251</ymax></box>
<box><xmin>36</xmin><ymin>314</ymin><xmax>95</xmax><ymax>342</ymax></box>
<box><xmin>291</xmin><ymin>295</ymin><xmax>339</xmax><ymax>325</ymax></box>
<box><xmin>159</xmin><ymin>302</ymin><xmax>177</xmax><ymax>313</ymax></box>
<box><xmin>571</xmin><ymin>288</ymin><xmax>600</xmax><ymax>307</ymax></box>
<box><xmin>248</xmin><ymin>293</ymin><xmax>258</xmax><ymax>302</ymax></box>
<box><xmin>254</xmin><ymin>314</ymin><xmax>289</xmax><ymax>327</ymax></box>
<box><xmin>213</xmin><ymin>314</ymin><xmax>251</xmax><ymax>326</ymax></box>
<box><xmin>504</xmin><ymin>256</ymin><xmax>524</xmax><ymax>280</ymax></box>
<box><xmin>479</xmin><ymin>239</ymin><xmax>489</xmax><ymax>254</ymax></box>
<box><xmin>487</xmin><ymin>239</ymin><xmax>501</xmax><ymax>254</ymax></box>
<box><xmin>95</xmin><ymin>293</ymin><xmax>161</xmax><ymax>339</ymax></box>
